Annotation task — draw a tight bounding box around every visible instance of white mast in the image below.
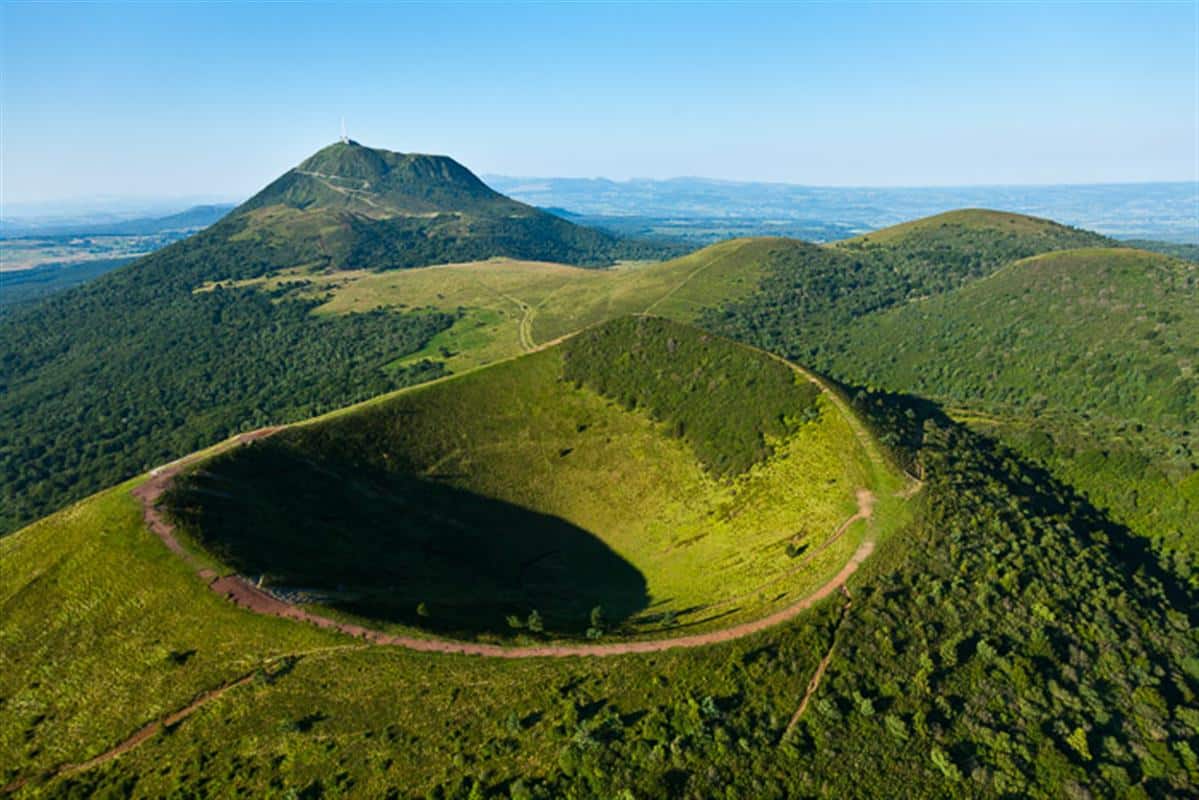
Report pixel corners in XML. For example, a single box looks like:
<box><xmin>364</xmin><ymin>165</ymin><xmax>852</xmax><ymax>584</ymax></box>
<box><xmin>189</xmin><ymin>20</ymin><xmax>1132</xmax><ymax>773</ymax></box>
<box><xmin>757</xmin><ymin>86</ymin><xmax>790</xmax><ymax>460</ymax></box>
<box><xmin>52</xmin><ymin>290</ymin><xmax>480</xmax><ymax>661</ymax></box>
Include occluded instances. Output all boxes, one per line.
<box><xmin>340</xmin><ymin>117</ymin><xmax>349</xmax><ymax>144</ymax></box>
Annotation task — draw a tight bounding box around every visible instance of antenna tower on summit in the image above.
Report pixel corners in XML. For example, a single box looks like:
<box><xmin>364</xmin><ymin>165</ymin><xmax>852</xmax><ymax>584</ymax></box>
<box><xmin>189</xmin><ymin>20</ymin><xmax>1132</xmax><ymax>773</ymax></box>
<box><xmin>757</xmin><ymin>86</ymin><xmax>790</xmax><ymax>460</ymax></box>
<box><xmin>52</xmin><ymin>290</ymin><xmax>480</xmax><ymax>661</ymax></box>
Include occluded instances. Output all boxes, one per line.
<box><xmin>340</xmin><ymin>117</ymin><xmax>349</xmax><ymax>144</ymax></box>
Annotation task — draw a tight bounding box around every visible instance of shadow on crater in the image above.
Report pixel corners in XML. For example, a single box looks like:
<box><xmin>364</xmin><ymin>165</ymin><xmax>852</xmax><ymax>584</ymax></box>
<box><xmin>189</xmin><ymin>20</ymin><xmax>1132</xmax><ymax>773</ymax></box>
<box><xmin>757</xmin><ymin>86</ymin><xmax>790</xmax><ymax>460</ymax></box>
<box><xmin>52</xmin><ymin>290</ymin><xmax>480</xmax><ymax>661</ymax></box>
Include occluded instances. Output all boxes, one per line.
<box><xmin>163</xmin><ymin>440</ymin><xmax>649</xmax><ymax>639</ymax></box>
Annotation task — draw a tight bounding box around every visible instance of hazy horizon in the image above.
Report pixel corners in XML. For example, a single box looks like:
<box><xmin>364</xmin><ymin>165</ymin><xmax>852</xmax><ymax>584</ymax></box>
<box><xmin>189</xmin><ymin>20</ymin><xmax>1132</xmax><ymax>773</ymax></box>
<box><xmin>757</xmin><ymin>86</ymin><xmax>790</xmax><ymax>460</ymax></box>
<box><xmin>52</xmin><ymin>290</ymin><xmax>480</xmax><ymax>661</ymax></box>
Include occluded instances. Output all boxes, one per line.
<box><xmin>4</xmin><ymin>171</ymin><xmax>1193</xmax><ymax>222</ymax></box>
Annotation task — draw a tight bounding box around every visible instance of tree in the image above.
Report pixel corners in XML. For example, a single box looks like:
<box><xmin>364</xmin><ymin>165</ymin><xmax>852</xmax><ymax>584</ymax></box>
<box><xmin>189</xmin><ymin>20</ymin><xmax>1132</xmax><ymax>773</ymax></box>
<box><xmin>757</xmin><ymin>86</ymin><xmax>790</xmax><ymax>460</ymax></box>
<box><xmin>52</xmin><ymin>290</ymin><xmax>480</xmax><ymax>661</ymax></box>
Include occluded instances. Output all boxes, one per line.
<box><xmin>527</xmin><ymin>610</ymin><xmax>544</xmax><ymax>633</ymax></box>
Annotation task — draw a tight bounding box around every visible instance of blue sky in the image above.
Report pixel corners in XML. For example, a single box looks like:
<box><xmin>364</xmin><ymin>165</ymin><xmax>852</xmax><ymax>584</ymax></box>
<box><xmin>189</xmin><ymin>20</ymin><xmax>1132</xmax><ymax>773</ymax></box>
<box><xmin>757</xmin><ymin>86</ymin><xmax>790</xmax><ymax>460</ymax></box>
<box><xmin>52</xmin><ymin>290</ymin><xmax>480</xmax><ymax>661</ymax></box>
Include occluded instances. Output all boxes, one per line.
<box><xmin>3</xmin><ymin>1</ymin><xmax>1196</xmax><ymax>205</ymax></box>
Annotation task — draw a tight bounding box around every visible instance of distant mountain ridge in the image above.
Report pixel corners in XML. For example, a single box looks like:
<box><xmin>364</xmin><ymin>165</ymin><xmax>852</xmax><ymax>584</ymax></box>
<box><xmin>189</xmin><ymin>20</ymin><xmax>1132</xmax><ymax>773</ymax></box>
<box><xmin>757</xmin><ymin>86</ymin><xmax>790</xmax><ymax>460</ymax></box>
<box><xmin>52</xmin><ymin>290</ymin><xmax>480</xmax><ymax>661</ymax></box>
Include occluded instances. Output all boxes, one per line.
<box><xmin>0</xmin><ymin>204</ymin><xmax>235</xmax><ymax>238</ymax></box>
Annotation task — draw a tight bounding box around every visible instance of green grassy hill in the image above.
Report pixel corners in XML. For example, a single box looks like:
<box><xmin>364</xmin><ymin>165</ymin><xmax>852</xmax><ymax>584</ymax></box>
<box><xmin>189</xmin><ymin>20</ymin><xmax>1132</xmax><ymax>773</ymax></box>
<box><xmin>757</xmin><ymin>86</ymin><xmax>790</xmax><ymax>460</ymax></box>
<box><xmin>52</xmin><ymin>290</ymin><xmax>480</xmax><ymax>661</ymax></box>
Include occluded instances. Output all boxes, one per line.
<box><xmin>206</xmin><ymin>236</ymin><xmax>784</xmax><ymax>374</ymax></box>
<box><xmin>830</xmin><ymin>247</ymin><xmax>1197</xmax><ymax>426</ymax></box>
<box><xmin>228</xmin><ymin>141</ymin><xmax>667</xmax><ymax>271</ymax></box>
<box><xmin>3</xmin><ymin>372</ymin><xmax>1194</xmax><ymax>798</ymax></box>
<box><xmin>0</xmin><ymin>143</ymin><xmax>677</xmax><ymax>535</ymax></box>
<box><xmin>161</xmin><ymin>317</ymin><xmax>902</xmax><ymax>640</ymax></box>
<box><xmin>699</xmin><ymin>210</ymin><xmax>1110</xmax><ymax>365</ymax></box>
<box><xmin>820</xmin><ymin>246</ymin><xmax>1199</xmax><ymax>569</ymax></box>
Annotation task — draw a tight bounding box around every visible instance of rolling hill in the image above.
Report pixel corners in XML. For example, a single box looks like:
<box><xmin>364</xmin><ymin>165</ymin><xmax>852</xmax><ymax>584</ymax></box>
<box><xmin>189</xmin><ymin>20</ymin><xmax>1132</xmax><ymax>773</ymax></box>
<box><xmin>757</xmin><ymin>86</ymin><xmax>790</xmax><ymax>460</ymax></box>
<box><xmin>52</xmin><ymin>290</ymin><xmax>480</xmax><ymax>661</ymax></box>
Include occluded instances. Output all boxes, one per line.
<box><xmin>0</xmin><ymin>143</ymin><xmax>677</xmax><ymax>534</ymax></box>
<box><xmin>828</xmin><ymin>247</ymin><xmax>1198</xmax><ymax>427</ymax></box>
<box><xmin>701</xmin><ymin>209</ymin><xmax>1112</xmax><ymax>364</ymax></box>
<box><xmin>3</xmin><ymin>321</ymin><xmax>1195</xmax><ymax>798</ymax></box>
<box><xmin>222</xmin><ymin>140</ymin><xmax>668</xmax><ymax>272</ymax></box>
<box><xmin>819</xmin><ymin>246</ymin><xmax>1199</xmax><ymax>571</ymax></box>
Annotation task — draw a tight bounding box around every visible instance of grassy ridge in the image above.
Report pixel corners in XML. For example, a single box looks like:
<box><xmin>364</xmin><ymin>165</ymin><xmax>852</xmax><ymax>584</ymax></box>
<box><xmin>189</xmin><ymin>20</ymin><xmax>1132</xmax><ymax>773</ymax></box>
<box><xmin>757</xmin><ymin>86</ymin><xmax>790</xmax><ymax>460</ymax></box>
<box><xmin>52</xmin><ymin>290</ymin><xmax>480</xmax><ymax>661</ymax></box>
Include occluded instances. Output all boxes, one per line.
<box><xmin>212</xmin><ymin>237</ymin><xmax>778</xmax><ymax>376</ymax></box>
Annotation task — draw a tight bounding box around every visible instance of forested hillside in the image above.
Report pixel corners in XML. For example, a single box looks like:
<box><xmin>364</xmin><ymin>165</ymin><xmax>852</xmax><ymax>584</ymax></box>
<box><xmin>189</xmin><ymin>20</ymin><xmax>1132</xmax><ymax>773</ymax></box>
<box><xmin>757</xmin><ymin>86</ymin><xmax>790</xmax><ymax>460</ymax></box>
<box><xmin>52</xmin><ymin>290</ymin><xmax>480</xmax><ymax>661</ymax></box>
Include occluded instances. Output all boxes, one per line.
<box><xmin>702</xmin><ymin>229</ymin><xmax>1199</xmax><ymax>584</ymax></box>
<box><xmin>826</xmin><ymin>247</ymin><xmax>1198</xmax><ymax>577</ymax></box>
<box><xmin>700</xmin><ymin>210</ymin><xmax>1109</xmax><ymax>364</ymax></box>
<box><xmin>0</xmin><ymin>143</ymin><xmax>682</xmax><ymax>534</ymax></box>
<box><xmin>0</xmin><ymin>252</ymin><xmax>451</xmax><ymax>532</ymax></box>
<box><xmin>827</xmin><ymin>248</ymin><xmax>1197</xmax><ymax>427</ymax></box>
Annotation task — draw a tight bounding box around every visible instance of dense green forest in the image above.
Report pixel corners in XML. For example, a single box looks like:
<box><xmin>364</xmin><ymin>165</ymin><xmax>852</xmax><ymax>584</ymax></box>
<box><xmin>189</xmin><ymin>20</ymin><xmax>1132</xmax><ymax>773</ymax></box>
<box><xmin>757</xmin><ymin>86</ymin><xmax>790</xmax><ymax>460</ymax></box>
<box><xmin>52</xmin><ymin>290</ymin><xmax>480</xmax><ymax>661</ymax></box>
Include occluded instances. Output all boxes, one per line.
<box><xmin>824</xmin><ymin>249</ymin><xmax>1198</xmax><ymax>428</ymax></box>
<box><xmin>700</xmin><ymin>214</ymin><xmax>1108</xmax><ymax>366</ymax></box>
<box><xmin>561</xmin><ymin>316</ymin><xmax>819</xmax><ymax>477</ymax></box>
<box><xmin>701</xmin><ymin>235</ymin><xmax>1199</xmax><ymax>582</ymax></box>
<box><xmin>808</xmin><ymin>247</ymin><xmax>1196</xmax><ymax>576</ymax></box>
<box><xmin>0</xmin><ymin>229</ymin><xmax>453</xmax><ymax>533</ymax></box>
<box><xmin>979</xmin><ymin>413</ymin><xmax>1198</xmax><ymax>586</ymax></box>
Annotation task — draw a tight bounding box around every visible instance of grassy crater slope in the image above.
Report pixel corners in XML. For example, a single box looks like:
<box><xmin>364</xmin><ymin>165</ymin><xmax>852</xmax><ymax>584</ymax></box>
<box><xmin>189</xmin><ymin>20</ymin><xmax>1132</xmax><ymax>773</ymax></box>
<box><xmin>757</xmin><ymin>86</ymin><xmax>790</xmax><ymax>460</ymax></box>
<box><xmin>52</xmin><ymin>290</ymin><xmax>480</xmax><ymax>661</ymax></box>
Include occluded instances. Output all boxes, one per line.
<box><xmin>163</xmin><ymin>317</ymin><xmax>899</xmax><ymax>640</ymax></box>
<box><xmin>2</xmin><ymin>396</ymin><xmax>1194</xmax><ymax>799</ymax></box>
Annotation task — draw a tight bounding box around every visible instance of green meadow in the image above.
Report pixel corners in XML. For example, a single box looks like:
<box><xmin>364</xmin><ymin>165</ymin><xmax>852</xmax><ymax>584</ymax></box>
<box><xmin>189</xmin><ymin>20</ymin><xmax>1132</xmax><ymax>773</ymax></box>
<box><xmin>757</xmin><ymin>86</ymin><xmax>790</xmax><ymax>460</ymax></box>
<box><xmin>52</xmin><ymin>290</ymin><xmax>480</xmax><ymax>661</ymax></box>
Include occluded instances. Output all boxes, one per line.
<box><xmin>199</xmin><ymin>237</ymin><xmax>777</xmax><ymax>375</ymax></box>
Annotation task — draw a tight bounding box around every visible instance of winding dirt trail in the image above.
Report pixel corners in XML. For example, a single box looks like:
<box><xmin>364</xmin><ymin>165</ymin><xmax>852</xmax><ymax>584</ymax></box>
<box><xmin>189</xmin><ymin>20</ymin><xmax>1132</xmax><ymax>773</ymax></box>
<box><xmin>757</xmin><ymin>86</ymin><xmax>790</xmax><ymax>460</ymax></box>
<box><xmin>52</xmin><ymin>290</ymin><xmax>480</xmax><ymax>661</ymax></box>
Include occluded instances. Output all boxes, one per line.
<box><xmin>135</xmin><ymin>438</ymin><xmax>878</xmax><ymax>659</ymax></box>
<box><xmin>60</xmin><ymin>673</ymin><xmax>258</xmax><ymax>777</ymax></box>
<box><xmin>0</xmin><ymin>645</ymin><xmax>369</xmax><ymax>794</ymax></box>
<box><xmin>781</xmin><ymin>584</ymin><xmax>854</xmax><ymax>740</ymax></box>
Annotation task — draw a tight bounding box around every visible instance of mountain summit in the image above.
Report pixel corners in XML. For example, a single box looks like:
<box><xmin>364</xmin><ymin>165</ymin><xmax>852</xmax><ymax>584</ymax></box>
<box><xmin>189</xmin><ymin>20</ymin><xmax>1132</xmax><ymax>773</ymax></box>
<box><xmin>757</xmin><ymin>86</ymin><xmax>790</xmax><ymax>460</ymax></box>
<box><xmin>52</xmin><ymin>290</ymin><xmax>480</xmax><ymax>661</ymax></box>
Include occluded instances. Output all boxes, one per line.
<box><xmin>242</xmin><ymin>141</ymin><xmax>523</xmax><ymax>217</ymax></box>
<box><xmin>217</xmin><ymin>141</ymin><xmax>651</xmax><ymax>271</ymax></box>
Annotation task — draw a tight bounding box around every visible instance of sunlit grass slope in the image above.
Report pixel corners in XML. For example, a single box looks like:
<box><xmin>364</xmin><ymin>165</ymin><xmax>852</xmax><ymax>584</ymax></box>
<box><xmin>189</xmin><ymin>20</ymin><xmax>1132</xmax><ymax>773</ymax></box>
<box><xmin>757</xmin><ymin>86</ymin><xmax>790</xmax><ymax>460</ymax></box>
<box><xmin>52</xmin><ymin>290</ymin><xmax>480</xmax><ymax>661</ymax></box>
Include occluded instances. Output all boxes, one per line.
<box><xmin>0</xmin><ymin>482</ymin><xmax>341</xmax><ymax>783</ymax></box>
<box><xmin>0</xmin><ymin>464</ymin><xmax>843</xmax><ymax>797</ymax></box>
<box><xmin>199</xmin><ymin>237</ymin><xmax>781</xmax><ymax>374</ymax></box>
<box><xmin>163</xmin><ymin>316</ymin><xmax>898</xmax><ymax>640</ymax></box>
